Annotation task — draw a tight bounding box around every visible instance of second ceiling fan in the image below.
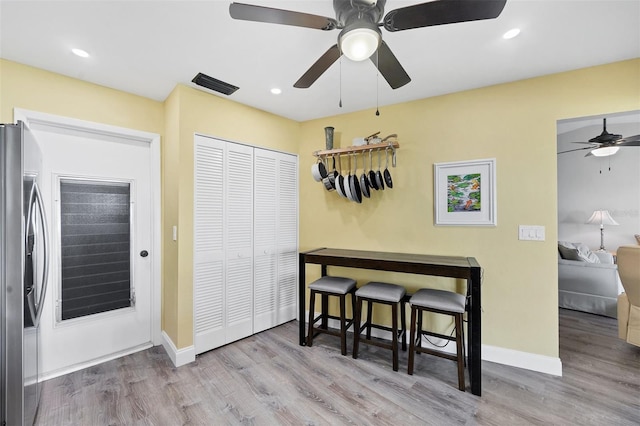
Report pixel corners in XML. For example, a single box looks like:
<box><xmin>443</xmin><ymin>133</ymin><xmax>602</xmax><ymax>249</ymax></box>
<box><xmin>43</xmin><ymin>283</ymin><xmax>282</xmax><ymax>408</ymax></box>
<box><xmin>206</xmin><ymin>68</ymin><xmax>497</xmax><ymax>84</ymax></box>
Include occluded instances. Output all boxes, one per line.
<box><xmin>229</xmin><ymin>0</ymin><xmax>507</xmax><ymax>89</ymax></box>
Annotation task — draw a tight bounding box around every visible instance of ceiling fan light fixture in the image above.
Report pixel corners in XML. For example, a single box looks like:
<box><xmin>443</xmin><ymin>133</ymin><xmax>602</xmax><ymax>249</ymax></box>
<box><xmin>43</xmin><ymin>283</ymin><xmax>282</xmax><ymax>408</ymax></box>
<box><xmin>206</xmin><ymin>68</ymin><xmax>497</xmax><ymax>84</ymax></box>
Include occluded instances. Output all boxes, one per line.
<box><xmin>591</xmin><ymin>146</ymin><xmax>620</xmax><ymax>157</ymax></box>
<box><xmin>339</xmin><ymin>23</ymin><xmax>381</xmax><ymax>62</ymax></box>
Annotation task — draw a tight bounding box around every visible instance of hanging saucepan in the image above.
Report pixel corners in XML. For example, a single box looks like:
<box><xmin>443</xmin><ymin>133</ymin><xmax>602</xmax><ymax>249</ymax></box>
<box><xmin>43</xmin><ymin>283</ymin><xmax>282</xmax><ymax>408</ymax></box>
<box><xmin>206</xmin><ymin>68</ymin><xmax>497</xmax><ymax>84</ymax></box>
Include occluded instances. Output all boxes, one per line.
<box><xmin>322</xmin><ymin>156</ymin><xmax>335</xmax><ymax>191</ymax></box>
<box><xmin>311</xmin><ymin>156</ymin><xmax>328</xmax><ymax>182</ymax></box>
<box><xmin>384</xmin><ymin>148</ymin><xmax>393</xmax><ymax>189</ymax></box>
<box><xmin>322</xmin><ymin>173</ymin><xmax>334</xmax><ymax>192</ymax></box>
<box><xmin>375</xmin><ymin>149</ymin><xmax>385</xmax><ymax>190</ymax></box>
<box><xmin>359</xmin><ymin>151</ymin><xmax>370</xmax><ymax>198</ymax></box>
<box><xmin>335</xmin><ymin>156</ymin><xmax>347</xmax><ymax>198</ymax></box>
<box><xmin>344</xmin><ymin>153</ymin><xmax>354</xmax><ymax>201</ymax></box>
<box><xmin>368</xmin><ymin>149</ymin><xmax>379</xmax><ymax>190</ymax></box>
<box><xmin>330</xmin><ymin>155</ymin><xmax>338</xmax><ymax>188</ymax></box>
<box><xmin>350</xmin><ymin>153</ymin><xmax>362</xmax><ymax>203</ymax></box>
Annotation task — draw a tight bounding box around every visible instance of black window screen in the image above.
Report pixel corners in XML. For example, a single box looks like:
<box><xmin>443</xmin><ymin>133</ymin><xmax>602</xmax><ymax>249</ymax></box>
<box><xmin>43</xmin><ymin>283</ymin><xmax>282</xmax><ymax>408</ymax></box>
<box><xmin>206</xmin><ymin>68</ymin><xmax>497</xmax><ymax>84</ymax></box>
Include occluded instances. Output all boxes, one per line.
<box><xmin>60</xmin><ymin>179</ymin><xmax>131</xmax><ymax>320</ymax></box>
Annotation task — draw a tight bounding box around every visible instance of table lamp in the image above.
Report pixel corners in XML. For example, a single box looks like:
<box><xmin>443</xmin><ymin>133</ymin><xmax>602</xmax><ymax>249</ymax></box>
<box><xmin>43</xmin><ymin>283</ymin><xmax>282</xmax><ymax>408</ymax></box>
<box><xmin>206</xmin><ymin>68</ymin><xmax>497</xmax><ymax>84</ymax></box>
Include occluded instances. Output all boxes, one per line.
<box><xmin>586</xmin><ymin>210</ymin><xmax>619</xmax><ymax>251</ymax></box>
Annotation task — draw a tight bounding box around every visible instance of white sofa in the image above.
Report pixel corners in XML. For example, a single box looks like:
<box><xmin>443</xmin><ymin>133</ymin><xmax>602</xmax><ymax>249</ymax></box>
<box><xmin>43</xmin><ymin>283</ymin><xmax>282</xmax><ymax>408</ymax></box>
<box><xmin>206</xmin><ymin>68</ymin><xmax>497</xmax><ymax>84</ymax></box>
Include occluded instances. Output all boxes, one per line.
<box><xmin>558</xmin><ymin>242</ymin><xmax>622</xmax><ymax>318</ymax></box>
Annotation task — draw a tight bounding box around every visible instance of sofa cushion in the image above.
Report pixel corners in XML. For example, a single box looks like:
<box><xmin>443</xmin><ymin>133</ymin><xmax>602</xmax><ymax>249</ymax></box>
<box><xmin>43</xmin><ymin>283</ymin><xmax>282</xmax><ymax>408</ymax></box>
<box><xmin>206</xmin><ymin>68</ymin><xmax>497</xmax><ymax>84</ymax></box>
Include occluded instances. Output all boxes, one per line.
<box><xmin>575</xmin><ymin>243</ymin><xmax>601</xmax><ymax>263</ymax></box>
<box><xmin>558</xmin><ymin>241</ymin><xmax>582</xmax><ymax>261</ymax></box>
<box><xmin>558</xmin><ymin>241</ymin><xmax>600</xmax><ymax>263</ymax></box>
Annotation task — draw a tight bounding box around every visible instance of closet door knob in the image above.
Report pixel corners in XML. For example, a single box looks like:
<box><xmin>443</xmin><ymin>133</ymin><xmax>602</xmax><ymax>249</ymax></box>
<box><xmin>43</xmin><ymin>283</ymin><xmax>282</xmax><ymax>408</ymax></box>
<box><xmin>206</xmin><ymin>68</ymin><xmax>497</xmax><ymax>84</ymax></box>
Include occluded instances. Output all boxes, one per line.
<box><xmin>140</xmin><ymin>250</ymin><xmax>149</xmax><ymax>258</ymax></box>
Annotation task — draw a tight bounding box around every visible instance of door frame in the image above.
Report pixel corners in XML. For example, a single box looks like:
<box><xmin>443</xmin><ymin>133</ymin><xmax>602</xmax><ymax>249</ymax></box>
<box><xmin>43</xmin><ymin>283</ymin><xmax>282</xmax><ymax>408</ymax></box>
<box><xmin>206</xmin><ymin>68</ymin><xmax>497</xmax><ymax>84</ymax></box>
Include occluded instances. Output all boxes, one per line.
<box><xmin>13</xmin><ymin>108</ymin><xmax>162</xmax><ymax>348</ymax></box>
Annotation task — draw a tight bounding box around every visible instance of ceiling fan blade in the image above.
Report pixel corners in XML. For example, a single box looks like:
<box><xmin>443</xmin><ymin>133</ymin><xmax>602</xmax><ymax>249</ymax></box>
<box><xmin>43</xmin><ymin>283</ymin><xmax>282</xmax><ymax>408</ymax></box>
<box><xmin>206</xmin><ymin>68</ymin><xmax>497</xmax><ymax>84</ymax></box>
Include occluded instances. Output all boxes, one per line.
<box><xmin>383</xmin><ymin>0</ymin><xmax>507</xmax><ymax>32</ymax></box>
<box><xmin>616</xmin><ymin>134</ymin><xmax>640</xmax><ymax>146</ymax></box>
<box><xmin>370</xmin><ymin>41</ymin><xmax>411</xmax><ymax>89</ymax></box>
<box><xmin>294</xmin><ymin>45</ymin><xmax>341</xmax><ymax>88</ymax></box>
<box><xmin>558</xmin><ymin>147</ymin><xmax>593</xmax><ymax>155</ymax></box>
<box><xmin>229</xmin><ymin>2</ymin><xmax>337</xmax><ymax>30</ymax></box>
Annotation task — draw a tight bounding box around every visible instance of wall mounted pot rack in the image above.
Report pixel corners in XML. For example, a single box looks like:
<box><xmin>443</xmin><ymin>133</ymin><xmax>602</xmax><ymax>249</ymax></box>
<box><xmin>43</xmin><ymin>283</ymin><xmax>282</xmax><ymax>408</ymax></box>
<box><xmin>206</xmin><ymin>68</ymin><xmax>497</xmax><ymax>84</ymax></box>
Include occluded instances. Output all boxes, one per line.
<box><xmin>313</xmin><ymin>140</ymin><xmax>400</xmax><ymax>158</ymax></box>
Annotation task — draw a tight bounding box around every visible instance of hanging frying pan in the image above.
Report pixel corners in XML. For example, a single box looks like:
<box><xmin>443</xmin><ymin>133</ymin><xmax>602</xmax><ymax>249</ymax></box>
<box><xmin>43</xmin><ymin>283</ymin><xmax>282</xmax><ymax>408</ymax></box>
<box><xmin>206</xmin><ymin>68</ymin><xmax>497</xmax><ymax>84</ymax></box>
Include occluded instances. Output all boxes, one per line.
<box><xmin>384</xmin><ymin>148</ymin><xmax>393</xmax><ymax>189</ymax></box>
<box><xmin>344</xmin><ymin>154</ymin><xmax>354</xmax><ymax>201</ymax></box>
<box><xmin>335</xmin><ymin>155</ymin><xmax>346</xmax><ymax>198</ymax></box>
<box><xmin>350</xmin><ymin>153</ymin><xmax>362</xmax><ymax>203</ymax></box>
<box><xmin>375</xmin><ymin>149</ymin><xmax>385</xmax><ymax>190</ymax></box>
<box><xmin>359</xmin><ymin>151</ymin><xmax>370</xmax><ymax>199</ymax></box>
<box><xmin>329</xmin><ymin>155</ymin><xmax>337</xmax><ymax>189</ymax></box>
<box><xmin>368</xmin><ymin>149</ymin><xmax>379</xmax><ymax>190</ymax></box>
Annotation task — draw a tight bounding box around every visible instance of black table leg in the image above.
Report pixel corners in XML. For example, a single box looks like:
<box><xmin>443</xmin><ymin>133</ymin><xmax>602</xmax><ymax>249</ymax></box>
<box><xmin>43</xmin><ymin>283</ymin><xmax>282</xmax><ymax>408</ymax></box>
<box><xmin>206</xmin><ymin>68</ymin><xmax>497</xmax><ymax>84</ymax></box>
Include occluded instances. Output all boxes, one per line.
<box><xmin>299</xmin><ymin>253</ymin><xmax>306</xmax><ymax>345</ymax></box>
<box><xmin>468</xmin><ymin>264</ymin><xmax>482</xmax><ymax>396</ymax></box>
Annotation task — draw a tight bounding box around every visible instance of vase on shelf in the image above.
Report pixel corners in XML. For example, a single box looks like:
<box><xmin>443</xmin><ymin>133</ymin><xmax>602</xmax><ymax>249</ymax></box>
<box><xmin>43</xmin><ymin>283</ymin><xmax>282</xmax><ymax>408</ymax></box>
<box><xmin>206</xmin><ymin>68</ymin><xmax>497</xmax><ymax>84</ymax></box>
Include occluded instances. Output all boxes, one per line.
<box><xmin>324</xmin><ymin>126</ymin><xmax>334</xmax><ymax>150</ymax></box>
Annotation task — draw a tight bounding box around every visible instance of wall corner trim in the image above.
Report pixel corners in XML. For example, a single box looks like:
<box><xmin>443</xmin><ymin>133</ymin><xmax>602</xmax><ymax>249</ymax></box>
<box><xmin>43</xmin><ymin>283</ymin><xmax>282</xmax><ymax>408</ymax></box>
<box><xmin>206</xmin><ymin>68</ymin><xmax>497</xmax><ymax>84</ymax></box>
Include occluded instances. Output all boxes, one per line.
<box><xmin>161</xmin><ymin>331</ymin><xmax>196</xmax><ymax>368</ymax></box>
<box><xmin>482</xmin><ymin>344</ymin><xmax>563</xmax><ymax>376</ymax></box>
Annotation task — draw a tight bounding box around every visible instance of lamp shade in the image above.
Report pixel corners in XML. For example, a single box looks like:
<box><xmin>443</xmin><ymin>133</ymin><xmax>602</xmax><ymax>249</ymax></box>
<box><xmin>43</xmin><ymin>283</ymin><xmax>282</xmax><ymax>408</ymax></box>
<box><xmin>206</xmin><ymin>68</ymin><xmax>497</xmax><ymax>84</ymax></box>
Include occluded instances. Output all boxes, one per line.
<box><xmin>586</xmin><ymin>210</ymin><xmax>619</xmax><ymax>226</ymax></box>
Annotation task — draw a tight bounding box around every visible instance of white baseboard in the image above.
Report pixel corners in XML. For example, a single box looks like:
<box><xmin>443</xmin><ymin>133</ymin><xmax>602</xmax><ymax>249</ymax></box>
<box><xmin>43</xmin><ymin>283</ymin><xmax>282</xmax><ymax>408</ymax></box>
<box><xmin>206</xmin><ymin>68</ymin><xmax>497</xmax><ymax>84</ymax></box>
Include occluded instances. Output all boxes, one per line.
<box><xmin>482</xmin><ymin>344</ymin><xmax>562</xmax><ymax>376</ymax></box>
<box><xmin>307</xmin><ymin>311</ymin><xmax>563</xmax><ymax>377</ymax></box>
<box><xmin>161</xmin><ymin>330</ymin><xmax>196</xmax><ymax>367</ymax></box>
<box><xmin>40</xmin><ymin>342</ymin><xmax>152</xmax><ymax>382</ymax></box>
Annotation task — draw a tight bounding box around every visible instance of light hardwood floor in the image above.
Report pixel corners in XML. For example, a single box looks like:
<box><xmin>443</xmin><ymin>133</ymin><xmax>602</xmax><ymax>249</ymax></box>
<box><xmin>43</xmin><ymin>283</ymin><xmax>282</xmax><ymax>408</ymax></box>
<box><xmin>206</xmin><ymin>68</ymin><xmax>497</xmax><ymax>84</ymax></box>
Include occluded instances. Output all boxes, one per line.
<box><xmin>36</xmin><ymin>309</ymin><xmax>639</xmax><ymax>425</ymax></box>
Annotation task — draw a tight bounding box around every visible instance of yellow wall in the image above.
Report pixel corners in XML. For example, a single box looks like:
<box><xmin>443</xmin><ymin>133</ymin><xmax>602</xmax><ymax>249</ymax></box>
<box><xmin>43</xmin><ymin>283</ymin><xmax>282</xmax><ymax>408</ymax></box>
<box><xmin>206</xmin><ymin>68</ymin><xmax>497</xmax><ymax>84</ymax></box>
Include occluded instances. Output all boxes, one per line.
<box><xmin>0</xmin><ymin>59</ymin><xmax>163</xmax><ymax>132</ymax></box>
<box><xmin>2</xmin><ymin>57</ymin><xmax>638</xmax><ymax>360</ymax></box>
<box><xmin>298</xmin><ymin>59</ymin><xmax>640</xmax><ymax>357</ymax></box>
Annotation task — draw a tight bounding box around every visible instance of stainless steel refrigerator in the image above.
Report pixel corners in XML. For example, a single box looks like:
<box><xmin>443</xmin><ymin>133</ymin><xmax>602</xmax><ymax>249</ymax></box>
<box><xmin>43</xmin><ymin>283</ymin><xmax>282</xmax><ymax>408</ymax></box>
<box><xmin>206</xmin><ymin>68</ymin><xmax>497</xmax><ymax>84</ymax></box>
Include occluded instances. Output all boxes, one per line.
<box><xmin>1</xmin><ymin>121</ymin><xmax>50</xmax><ymax>426</ymax></box>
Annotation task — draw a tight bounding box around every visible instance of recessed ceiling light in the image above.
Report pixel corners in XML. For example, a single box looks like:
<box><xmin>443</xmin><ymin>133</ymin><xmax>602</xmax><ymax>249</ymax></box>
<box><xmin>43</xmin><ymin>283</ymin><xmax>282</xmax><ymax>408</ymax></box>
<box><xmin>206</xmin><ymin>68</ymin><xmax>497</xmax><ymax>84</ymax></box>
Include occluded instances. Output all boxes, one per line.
<box><xmin>503</xmin><ymin>28</ymin><xmax>521</xmax><ymax>40</ymax></box>
<box><xmin>71</xmin><ymin>48</ymin><xmax>90</xmax><ymax>58</ymax></box>
<box><xmin>270</xmin><ymin>88</ymin><xmax>282</xmax><ymax>95</ymax></box>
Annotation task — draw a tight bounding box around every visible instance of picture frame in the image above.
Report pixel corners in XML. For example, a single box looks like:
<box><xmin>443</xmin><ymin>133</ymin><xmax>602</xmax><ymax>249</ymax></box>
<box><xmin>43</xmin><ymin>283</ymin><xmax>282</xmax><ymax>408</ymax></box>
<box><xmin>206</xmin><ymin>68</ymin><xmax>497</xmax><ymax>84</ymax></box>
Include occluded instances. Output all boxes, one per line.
<box><xmin>434</xmin><ymin>158</ymin><xmax>496</xmax><ymax>226</ymax></box>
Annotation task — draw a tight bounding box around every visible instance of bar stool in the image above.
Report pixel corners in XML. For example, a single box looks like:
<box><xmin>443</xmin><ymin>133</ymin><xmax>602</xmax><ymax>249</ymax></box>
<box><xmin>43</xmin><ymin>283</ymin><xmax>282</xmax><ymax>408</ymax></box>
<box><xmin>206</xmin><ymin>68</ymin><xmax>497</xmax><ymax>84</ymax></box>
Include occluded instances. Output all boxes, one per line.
<box><xmin>352</xmin><ymin>282</ymin><xmax>407</xmax><ymax>371</ymax></box>
<box><xmin>307</xmin><ymin>276</ymin><xmax>357</xmax><ymax>355</ymax></box>
<box><xmin>407</xmin><ymin>288</ymin><xmax>466</xmax><ymax>391</ymax></box>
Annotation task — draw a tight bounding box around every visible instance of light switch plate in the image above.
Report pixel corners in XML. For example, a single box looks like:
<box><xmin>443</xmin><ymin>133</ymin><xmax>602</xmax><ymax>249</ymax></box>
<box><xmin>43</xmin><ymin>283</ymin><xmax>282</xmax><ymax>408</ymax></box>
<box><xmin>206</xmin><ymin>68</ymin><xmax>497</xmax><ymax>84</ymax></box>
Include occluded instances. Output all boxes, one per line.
<box><xmin>172</xmin><ymin>225</ymin><xmax>178</xmax><ymax>241</ymax></box>
<box><xmin>519</xmin><ymin>225</ymin><xmax>545</xmax><ymax>241</ymax></box>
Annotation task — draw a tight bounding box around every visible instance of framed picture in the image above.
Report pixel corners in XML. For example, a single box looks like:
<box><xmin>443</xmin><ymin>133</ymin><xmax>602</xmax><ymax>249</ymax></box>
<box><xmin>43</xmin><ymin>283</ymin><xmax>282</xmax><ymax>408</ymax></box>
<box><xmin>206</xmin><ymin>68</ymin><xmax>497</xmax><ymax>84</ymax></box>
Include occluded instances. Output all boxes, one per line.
<box><xmin>434</xmin><ymin>158</ymin><xmax>496</xmax><ymax>226</ymax></box>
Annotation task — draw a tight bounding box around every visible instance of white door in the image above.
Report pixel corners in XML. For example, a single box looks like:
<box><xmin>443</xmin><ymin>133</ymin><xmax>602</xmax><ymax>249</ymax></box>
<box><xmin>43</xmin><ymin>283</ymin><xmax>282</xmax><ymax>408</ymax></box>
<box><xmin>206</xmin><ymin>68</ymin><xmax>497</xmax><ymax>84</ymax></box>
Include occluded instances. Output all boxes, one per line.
<box><xmin>276</xmin><ymin>153</ymin><xmax>298</xmax><ymax>324</ymax></box>
<box><xmin>30</xmin><ymin>120</ymin><xmax>155</xmax><ymax>376</ymax></box>
<box><xmin>224</xmin><ymin>143</ymin><xmax>255</xmax><ymax>342</ymax></box>
<box><xmin>194</xmin><ymin>135</ymin><xmax>254</xmax><ymax>353</ymax></box>
<box><xmin>253</xmin><ymin>149</ymin><xmax>298</xmax><ymax>332</ymax></box>
<box><xmin>253</xmin><ymin>150</ymin><xmax>278</xmax><ymax>332</ymax></box>
<box><xmin>194</xmin><ymin>138</ymin><xmax>226</xmax><ymax>351</ymax></box>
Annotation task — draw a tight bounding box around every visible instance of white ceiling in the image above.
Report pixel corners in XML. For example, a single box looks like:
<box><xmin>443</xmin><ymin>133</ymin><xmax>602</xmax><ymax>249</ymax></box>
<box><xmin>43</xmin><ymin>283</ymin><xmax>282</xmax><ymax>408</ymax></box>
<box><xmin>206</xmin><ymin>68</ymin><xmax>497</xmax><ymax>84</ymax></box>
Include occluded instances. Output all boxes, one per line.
<box><xmin>1</xmin><ymin>0</ymin><xmax>639</xmax><ymax>122</ymax></box>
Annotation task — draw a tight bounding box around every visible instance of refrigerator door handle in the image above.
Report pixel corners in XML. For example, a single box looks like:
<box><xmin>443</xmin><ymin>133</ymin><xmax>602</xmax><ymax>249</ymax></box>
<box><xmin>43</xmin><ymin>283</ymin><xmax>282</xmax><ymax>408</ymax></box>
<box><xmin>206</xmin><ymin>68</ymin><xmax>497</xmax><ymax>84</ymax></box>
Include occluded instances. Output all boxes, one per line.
<box><xmin>33</xmin><ymin>182</ymin><xmax>50</xmax><ymax>327</ymax></box>
<box><xmin>25</xmin><ymin>182</ymin><xmax>39</xmax><ymax>326</ymax></box>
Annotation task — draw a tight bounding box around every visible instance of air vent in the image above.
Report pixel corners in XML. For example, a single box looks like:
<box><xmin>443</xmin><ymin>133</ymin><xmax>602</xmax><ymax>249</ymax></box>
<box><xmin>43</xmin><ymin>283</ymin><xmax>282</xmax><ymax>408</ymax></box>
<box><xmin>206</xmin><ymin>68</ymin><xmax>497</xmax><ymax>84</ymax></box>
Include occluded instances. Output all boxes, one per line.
<box><xmin>192</xmin><ymin>72</ymin><xmax>239</xmax><ymax>96</ymax></box>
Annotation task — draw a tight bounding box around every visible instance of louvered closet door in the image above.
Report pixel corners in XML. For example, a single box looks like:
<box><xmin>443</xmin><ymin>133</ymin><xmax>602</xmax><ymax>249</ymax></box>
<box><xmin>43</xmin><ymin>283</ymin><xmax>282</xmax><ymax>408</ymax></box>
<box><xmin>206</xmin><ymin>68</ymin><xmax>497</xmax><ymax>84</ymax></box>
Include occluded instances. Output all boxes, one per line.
<box><xmin>253</xmin><ymin>151</ymin><xmax>278</xmax><ymax>332</ymax></box>
<box><xmin>277</xmin><ymin>153</ymin><xmax>298</xmax><ymax>323</ymax></box>
<box><xmin>194</xmin><ymin>136</ymin><xmax>225</xmax><ymax>352</ymax></box>
<box><xmin>224</xmin><ymin>143</ymin><xmax>254</xmax><ymax>343</ymax></box>
<box><xmin>194</xmin><ymin>135</ymin><xmax>297</xmax><ymax>355</ymax></box>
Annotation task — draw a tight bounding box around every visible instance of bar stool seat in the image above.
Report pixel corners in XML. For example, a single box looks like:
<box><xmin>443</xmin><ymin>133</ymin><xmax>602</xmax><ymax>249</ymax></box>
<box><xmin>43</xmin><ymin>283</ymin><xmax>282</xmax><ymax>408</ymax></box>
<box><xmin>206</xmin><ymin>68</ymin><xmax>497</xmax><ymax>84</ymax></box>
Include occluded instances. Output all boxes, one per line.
<box><xmin>408</xmin><ymin>288</ymin><xmax>467</xmax><ymax>391</ymax></box>
<box><xmin>307</xmin><ymin>276</ymin><xmax>357</xmax><ymax>355</ymax></box>
<box><xmin>353</xmin><ymin>282</ymin><xmax>407</xmax><ymax>371</ymax></box>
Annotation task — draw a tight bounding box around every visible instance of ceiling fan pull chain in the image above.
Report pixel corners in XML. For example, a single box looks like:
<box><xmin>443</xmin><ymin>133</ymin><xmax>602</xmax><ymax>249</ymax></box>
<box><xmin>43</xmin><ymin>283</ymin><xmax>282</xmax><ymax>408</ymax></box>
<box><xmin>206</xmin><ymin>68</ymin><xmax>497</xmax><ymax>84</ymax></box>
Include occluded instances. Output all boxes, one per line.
<box><xmin>339</xmin><ymin>57</ymin><xmax>343</xmax><ymax>108</ymax></box>
<box><xmin>339</xmin><ymin>56</ymin><xmax>342</xmax><ymax>108</ymax></box>
<box><xmin>375</xmin><ymin>50</ymin><xmax>380</xmax><ymax>116</ymax></box>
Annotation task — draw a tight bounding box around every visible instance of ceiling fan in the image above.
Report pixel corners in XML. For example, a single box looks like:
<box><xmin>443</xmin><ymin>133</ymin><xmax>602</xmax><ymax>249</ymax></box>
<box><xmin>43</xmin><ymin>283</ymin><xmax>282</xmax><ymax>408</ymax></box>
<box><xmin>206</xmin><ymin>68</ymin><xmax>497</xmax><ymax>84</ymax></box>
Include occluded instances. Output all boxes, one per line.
<box><xmin>558</xmin><ymin>118</ymin><xmax>640</xmax><ymax>157</ymax></box>
<box><xmin>229</xmin><ymin>0</ymin><xmax>507</xmax><ymax>89</ymax></box>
